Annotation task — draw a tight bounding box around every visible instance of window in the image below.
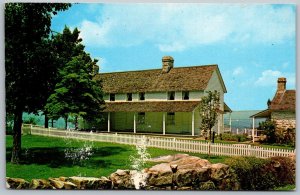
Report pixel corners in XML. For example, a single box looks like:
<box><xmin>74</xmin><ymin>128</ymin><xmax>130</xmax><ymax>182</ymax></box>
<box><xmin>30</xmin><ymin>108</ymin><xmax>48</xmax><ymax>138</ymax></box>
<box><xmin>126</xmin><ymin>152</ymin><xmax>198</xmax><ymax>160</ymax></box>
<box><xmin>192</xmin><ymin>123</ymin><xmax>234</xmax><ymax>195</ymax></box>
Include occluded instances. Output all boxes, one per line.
<box><xmin>167</xmin><ymin>112</ymin><xmax>175</xmax><ymax>125</ymax></box>
<box><xmin>182</xmin><ymin>91</ymin><xmax>189</xmax><ymax>100</ymax></box>
<box><xmin>139</xmin><ymin>92</ymin><xmax>145</xmax><ymax>101</ymax></box>
<box><xmin>127</xmin><ymin>93</ymin><xmax>132</xmax><ymax>101</ymax></box>
<box><xmin>168</xmin><ymin>91</ymin><xmax>175</xmax><ymax>100</ymax></box>
<box><xmin>110</xmin><ymin>93</ymin><xmax>115</xmax><ymax>101</ymax></box>
<box><xmin>138</xmin><ymin>112</ymin><xmax>145</xmax><ymax>124</ymax></box>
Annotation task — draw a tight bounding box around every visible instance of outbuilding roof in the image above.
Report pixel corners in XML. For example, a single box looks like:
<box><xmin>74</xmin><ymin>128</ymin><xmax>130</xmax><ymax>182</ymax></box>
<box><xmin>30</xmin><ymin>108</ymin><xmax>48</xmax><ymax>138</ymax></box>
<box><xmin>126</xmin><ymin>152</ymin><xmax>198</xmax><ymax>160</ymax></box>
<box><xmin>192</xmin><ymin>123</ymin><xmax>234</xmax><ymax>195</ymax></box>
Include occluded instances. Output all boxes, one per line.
<box><xmin>95</xmin><ymin>65</ymin><xmax>226</xmax><ymax>93</ymax></box>
<box><xmin>269</xmin><ymin>90</ymin><xmax>295</xmax><ymax>111</ymax></box>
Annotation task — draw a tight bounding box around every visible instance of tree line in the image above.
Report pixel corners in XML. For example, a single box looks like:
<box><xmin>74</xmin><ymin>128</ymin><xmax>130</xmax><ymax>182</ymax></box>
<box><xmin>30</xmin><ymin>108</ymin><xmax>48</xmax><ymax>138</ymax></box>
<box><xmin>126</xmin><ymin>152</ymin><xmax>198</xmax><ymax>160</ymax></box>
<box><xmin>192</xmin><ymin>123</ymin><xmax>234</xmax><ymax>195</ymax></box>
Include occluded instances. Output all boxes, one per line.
<box><xmin>5</xmin><ymin>3</ymin><xmax>104</xmax><ymax>163</ymax></box>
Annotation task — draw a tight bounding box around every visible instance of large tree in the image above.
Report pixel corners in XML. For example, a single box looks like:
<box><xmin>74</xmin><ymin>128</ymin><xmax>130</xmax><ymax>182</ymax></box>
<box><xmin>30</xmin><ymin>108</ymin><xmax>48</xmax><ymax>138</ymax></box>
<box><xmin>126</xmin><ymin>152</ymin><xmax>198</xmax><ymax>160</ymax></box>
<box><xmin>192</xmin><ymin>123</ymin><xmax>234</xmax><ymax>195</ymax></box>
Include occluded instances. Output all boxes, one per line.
<box><xmin>42</xmin><ymin>26</ymin><xmax>86</xmax><ymax>127</ymax></box>
<box><xmin>45</xmin><ymin>54</ymin><xmax>104</xmax><ymax>130</ymax></box>
<box><xmin>5</xmin><ymin>3</ymin><xmax>71</xmax><ymax>163</ymax></box>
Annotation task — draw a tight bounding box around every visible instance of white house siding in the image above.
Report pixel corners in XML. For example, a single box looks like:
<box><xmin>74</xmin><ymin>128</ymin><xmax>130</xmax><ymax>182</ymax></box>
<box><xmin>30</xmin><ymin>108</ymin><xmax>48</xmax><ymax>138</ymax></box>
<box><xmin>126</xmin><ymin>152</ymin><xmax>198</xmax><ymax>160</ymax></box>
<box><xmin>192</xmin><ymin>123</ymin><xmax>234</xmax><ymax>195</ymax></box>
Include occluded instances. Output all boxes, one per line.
<box><xmin>145</xmin><ymin>92</ymin><xmax>167</xmax><ymax>101</ymax></box>
<box><xmin>115</xmin><ymin>94</ymin><xmax>126</xmax><ymax>101</ymax></box>
<box><xmin>175</xmin><ymin>92</ymin><xmax>182</xmax><ymax>100</ymax></box>
<box><xmin>189</xmin><ymin>91</ymin><xmax>204</xmax><ymax>100</ymax></box>
<box><xmin>205</xmin><ymin>70</ymin><xmax>225</xmax><ymax>111</ymax></box>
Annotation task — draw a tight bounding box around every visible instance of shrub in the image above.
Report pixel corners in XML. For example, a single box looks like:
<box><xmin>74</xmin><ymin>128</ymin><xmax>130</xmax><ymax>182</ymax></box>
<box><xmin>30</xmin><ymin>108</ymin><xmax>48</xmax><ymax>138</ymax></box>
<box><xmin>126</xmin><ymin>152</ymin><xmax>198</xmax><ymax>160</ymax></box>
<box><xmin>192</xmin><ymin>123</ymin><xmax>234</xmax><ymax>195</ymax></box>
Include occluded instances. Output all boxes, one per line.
<box><xmin>258</xmin><ymin>120</ymin><xmax>276</xmax><ymax>143</ymax></box>
<box><xmin>225</xmin><ymin>156</ymin><xmax>295</xmax><ymax>190</ymax></box>
<box><xmin>219</xmin><ymin>132</ymin><xmax>248</xmax><ymax>142</ymax></box>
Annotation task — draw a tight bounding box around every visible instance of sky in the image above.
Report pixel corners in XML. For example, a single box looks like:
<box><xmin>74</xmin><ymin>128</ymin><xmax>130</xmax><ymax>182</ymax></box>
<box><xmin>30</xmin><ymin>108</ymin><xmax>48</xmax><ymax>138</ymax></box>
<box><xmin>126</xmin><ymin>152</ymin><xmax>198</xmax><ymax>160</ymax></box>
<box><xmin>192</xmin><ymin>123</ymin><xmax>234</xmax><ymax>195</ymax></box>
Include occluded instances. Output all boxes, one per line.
<box><xmin>51</xmin><ymin>3</ymin><xmax>296</xmax><ymax>111</ymax></box>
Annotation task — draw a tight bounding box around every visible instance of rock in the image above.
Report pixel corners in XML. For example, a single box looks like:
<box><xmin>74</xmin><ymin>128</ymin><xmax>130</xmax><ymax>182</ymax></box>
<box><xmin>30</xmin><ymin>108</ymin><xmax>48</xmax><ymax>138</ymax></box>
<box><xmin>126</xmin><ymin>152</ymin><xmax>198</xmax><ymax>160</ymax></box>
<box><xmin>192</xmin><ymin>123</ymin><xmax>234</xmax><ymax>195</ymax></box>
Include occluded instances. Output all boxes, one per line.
<box><xmin>49</xmin><ymin>178</ymin><xmax>65</xmax><ymax>189</ymax></box>
<box><xmin>68</xmin><ymin>176</ymin><xmax>112</xmax><ymax>189</ymax></box>
<box><xmin>148</xmin><ymin>154</ymin><xmax>189</xmax><ymax>163</ymax></box>
<box><xmin>110</xmin><ymin>170</ymin><xmax>135</xmax><ymax>189</ymax></box>
<box><xmin>175</xmin><ymin>167</ymin><xmax>210</xmax><ymax>187</ymax></box>
<box><xmin>199</xmin><ymin>180</ymin><xmax>216</xmax><ymax>190</ymax></box>
<box><xmin>6</xmin><ymin>181</ymin><xmax>10</xmax><ymax>189</ymax></box>
<box><xmin>177</xmin><ymin>186</ymin><xmax>193</xmax><ymax>190</ymax></box>
<box><xmin>170</xmin><ymin>156</ymin><xmax>212</xmax><ymax>169</ymax></box>
<box><xmin>30</xmin><ymin>179</ymin><xmax>55</xmax><ymax>189</ymax></box>
<box><xmin>210</xmin><ymin>163</ymin><xmax>229</xmax><ymax>181</ymax></box>
<box><xmin>146</xmin><ymin>163</ymin><xmax>173</xmax><ymax>186</ymax></box>
<box><xmin>6</xmin><ymin>177</ymin><xmax>29</xmax><ymax>189</ymax></box>
<box><xmin>63</xmin><ymin>181</ymin><xmax>78</xmax><ymax>189</ymax></box>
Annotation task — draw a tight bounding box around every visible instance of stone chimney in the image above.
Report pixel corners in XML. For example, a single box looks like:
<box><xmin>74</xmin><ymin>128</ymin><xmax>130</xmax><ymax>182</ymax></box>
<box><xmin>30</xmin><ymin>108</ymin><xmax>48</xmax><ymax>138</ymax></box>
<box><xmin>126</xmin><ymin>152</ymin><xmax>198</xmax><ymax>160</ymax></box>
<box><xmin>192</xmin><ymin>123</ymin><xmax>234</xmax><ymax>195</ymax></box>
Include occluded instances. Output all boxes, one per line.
<box><xmin>162</xmin><ymin>56</ymin><xmax>174</xmax><ymax>73</ymax></box>
<box><xmin>277</xmin><ymin>77</ymin><xmax>286</xmax><ymax>92</ymax></box>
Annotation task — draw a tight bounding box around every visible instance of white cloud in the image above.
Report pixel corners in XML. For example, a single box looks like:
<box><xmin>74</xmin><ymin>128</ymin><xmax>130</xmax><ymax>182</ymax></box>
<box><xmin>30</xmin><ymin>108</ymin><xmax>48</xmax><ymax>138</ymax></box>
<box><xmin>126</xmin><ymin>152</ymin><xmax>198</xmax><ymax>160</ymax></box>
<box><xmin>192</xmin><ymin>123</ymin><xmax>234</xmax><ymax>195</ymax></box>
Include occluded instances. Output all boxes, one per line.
<box><xmin>255</xmin><ymin>69</ymin><xmax>295</xmax><ymax>88</ymax></box>
<box><xmin>77</xmin><ymin>4</ymin><xmax>295</xmax><ymax>51</ymax></box>
<box><xmin>233</xmin><ymin>67</ymin><xmax>244</xmax><ymax>76</ymax></box>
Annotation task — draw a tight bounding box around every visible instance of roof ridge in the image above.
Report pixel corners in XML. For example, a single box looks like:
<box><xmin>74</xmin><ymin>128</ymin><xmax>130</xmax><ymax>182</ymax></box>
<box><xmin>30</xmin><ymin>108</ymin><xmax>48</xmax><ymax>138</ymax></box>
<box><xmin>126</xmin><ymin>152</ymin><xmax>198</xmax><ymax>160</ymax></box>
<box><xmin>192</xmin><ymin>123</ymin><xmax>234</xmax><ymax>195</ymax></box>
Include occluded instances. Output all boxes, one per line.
<box><xmin>98</xmin><ymin>64</ymin><xmax>218</xmax><ymax>75</ymax></box>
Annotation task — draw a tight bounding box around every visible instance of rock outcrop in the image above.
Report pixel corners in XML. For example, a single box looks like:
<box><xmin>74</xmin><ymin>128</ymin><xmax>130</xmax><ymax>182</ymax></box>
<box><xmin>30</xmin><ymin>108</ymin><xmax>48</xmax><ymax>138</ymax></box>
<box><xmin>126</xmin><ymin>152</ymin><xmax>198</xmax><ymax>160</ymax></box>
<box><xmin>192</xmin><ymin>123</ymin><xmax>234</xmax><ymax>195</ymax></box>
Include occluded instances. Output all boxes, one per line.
<box><xmin>6</xmin><ymin>154</ymin><xmax>240</xmax><ymax>190</ymax></box>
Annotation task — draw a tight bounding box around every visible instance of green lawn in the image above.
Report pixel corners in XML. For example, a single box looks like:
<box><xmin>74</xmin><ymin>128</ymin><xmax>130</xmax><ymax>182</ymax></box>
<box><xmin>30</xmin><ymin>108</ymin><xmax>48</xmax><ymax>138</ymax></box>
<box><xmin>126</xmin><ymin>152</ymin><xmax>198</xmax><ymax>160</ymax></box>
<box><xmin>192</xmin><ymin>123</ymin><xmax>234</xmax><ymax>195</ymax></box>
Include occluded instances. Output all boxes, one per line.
<box><xmin>6</xmin><ymin>135</ymin><xmax>227</xmax><ymax>181</ymax></box>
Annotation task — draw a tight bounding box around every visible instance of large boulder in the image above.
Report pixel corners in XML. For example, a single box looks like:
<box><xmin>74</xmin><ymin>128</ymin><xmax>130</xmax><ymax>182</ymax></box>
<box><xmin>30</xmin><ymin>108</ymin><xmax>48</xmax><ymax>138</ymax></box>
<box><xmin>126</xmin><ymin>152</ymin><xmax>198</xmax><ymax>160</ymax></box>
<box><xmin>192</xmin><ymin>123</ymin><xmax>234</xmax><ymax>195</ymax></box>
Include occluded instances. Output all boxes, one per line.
<box><xmin>145</xmin><ymin>163</ymin><xmax>173</xmax><ymax>186</ymax></box>
<box><xmin>68</xmin><ymin>176</ymin><xmax>112</xmax><ymax>189</ymax></box>
<box><xmin>30</xmin><ymin>179</ymin><xmax>55</xmax><ymax>189</ymax></box>
<box><xmin>147</xmin><ymin>154</ymin><xmax>189</xmax><ymax>163</ymax></box>
<box><xmin>109</xmin><ymin>170</ymin><xmax>136</xmax><ymax>189</ymax></box>
<box><xmin>6</xmin><ymin>177</ymin><xmax>29</xmax><ymax>189</ymax></box>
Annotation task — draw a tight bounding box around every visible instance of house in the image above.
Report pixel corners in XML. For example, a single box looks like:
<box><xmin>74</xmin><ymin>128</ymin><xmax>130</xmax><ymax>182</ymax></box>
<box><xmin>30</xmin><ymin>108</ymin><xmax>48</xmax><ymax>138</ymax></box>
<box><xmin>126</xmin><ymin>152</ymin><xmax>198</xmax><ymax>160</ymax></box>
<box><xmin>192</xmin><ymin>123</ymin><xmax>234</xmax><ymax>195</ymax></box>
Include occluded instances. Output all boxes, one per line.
<box><xmin>94</xmin><ymin>56</ymin><xmax>231</xmax><ymax>136</ymax></box>
<box><xmin>251</xmin><ymin>78</ymin><xmax>296</xmax><ymax>135</ymax></box>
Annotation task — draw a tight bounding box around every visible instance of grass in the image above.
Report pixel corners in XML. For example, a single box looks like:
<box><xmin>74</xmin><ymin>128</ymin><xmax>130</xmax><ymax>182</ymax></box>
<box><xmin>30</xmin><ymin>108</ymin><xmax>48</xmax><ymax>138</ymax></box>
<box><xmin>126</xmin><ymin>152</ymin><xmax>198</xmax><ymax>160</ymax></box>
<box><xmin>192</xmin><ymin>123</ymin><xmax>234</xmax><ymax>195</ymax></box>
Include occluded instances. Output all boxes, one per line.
<box><xmin>273</xmin><ymin>184</ymin><xmax>296</xmax><ymax>191</ymax></box>
<box><xmin>6</xmin><ymin>135</ymin><xmax>227</xmax><ymax>181</ymax></box>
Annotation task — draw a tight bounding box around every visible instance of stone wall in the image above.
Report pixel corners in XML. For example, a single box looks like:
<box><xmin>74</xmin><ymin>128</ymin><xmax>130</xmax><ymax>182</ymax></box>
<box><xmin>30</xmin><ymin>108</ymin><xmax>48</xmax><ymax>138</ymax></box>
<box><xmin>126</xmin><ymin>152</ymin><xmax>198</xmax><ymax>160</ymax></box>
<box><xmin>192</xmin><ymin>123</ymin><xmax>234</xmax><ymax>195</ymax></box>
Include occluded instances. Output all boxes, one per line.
<box><xmin>271</xmin><ymin>111</ymin><xmax>296</xmax><ymax>135</ymax></box>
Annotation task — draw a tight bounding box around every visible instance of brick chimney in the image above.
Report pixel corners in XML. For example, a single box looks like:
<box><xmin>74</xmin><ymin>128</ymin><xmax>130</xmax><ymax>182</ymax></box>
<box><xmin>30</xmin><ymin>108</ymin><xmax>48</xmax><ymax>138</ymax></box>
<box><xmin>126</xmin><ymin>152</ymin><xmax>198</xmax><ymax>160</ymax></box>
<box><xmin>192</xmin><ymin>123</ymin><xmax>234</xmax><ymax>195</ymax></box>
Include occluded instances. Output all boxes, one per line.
<box><xmin>162</xmin><ymin>56</ymin><xmax>174</xmax><ymax>73</ymax></box>
<box><xmin>277</xmin><ymin>77</ymin><xmax>286</xmax><ymax>92</ymax></box>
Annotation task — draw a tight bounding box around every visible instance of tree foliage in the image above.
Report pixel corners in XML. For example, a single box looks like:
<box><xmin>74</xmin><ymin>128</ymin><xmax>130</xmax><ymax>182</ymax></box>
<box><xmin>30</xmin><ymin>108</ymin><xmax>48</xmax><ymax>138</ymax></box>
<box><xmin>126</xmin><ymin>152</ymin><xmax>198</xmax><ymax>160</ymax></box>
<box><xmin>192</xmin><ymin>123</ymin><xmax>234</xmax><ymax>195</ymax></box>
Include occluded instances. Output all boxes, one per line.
<box><xmin>5</xmin><ymin>3</ymin><xmax>71</xmax><ymax>163</ymax></box>
<box><xmin>199</xmin><ymin>90</ymin><xmax>220</xmax><ymax>139</ymax></box>
<box><xmin>44</xmin><ymin>26</ymin><xmax>104</xmax><ymax>129</ymax></box>
<box><xmin>45</xmin><ymin>54</ymin><xmax>104</xmax><ymax>129</ymax></box>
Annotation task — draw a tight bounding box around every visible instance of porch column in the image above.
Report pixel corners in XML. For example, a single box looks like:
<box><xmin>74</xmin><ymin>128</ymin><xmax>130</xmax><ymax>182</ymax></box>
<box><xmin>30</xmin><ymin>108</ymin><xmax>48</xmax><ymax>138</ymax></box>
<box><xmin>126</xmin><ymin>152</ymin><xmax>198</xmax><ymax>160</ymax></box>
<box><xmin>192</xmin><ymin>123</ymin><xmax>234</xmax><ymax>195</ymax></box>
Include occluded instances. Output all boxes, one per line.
<box><xmin>192</xmin><ymin>110</ymin><xmax>195</xmax><ymax>136</ymax></box>
<box><xmin>133</xmin><ymin>113</ymin><xmax>136</xmax><ymax>133</ymax></box>
<box><xmin>162</xmin><ymin>112</ymin><xmax>166</xmax><ymax>135</ymax></box>
<box><xmin>252</xmin><ymin>117</ymin><xmax>255</xmax><ymax>143</ymax></box>
<box><xmin>107</xmin><ymin>112</ymin><xmax>110</xmax><ymax>132</ymax></box>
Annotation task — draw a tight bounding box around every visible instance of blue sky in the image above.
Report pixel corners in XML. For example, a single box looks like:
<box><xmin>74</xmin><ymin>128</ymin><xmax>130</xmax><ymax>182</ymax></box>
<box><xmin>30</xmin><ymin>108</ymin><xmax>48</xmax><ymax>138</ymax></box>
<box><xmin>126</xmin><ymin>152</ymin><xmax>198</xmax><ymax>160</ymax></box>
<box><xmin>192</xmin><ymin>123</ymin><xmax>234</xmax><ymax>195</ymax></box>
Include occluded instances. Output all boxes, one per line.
<box><xmin>51</xmin><ymin>3</ymin><xmax>296</xmax><ymax>111</ymax></box>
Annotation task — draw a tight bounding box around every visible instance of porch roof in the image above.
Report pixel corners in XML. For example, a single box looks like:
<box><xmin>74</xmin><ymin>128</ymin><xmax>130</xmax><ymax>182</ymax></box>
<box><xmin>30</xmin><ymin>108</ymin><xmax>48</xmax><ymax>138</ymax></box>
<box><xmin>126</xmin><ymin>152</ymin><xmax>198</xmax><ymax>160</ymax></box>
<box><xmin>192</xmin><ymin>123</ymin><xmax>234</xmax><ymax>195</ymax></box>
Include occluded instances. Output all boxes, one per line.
<box><xmin>102</xmin><ymin>101</ymin><xmax>200</xmax><ymax>112</ymax></box>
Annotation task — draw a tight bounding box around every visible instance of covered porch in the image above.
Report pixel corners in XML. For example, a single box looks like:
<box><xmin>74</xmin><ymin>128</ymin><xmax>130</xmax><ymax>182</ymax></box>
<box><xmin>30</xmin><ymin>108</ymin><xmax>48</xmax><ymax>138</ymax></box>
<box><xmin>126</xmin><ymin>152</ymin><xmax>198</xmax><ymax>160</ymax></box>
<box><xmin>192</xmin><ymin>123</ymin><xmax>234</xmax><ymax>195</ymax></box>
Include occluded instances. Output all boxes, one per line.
<box><xmin>102</xmin><ymin>101</ymin><xmax>201</xmax><ymax>136</ymax></box>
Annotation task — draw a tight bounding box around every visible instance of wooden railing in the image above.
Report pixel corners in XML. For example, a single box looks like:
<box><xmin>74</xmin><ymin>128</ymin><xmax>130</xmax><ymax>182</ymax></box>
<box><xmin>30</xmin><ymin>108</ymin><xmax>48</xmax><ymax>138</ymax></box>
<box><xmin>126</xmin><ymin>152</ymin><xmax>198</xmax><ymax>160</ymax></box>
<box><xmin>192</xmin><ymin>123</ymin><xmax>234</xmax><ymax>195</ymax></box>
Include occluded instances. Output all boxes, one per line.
<box><xmin>28</xmin><ymin>125</ymin><xmax>295</xmax><ymax>158</ymax></box>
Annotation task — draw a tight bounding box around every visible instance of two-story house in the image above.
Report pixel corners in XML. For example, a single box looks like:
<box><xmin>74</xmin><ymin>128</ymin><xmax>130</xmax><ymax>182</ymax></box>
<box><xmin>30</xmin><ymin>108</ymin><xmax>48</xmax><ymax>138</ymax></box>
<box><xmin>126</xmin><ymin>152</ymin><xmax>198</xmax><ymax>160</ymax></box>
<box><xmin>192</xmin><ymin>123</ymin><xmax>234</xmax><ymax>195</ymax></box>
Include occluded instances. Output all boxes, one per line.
<box><xmin>94</xmin><ymin>56</ymin><xmax>231</xmax><ymax>136</ymax></box>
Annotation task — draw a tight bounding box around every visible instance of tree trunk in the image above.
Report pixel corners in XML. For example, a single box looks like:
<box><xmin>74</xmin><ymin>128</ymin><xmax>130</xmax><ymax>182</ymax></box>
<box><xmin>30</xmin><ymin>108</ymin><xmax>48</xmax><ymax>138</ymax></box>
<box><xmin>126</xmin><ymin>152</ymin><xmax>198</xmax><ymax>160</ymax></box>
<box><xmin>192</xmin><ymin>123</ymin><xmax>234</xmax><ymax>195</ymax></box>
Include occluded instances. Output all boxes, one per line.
<box><xmin>11</xmin><ymin>109</ymin><xmax>23</xmax><ymax>164</ymax></box>
<box><xmin>51</xmin><ymin>119</ymin><xmax>54</xmax><ymax>128</ymax></box>
<box><xmin>64</xmin><ymin>115</ymin><xmax>68</xmax><ymax>130</ymax></box>
<box><xmin>44</xmin><ymin>113</ymin><xmax>49</xmax><ymax>128</ymax></box>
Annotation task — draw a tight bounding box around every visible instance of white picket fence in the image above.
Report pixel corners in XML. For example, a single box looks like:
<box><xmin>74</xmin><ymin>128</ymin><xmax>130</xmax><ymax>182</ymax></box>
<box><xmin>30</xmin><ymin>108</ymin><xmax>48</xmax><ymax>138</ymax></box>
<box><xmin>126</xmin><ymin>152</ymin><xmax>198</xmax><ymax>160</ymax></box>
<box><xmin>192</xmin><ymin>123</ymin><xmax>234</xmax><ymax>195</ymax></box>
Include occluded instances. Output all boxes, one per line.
<box><xmin>28</xmin><ymin>125</ymin><xmax>295</xmax><ymax>158</ymax></box>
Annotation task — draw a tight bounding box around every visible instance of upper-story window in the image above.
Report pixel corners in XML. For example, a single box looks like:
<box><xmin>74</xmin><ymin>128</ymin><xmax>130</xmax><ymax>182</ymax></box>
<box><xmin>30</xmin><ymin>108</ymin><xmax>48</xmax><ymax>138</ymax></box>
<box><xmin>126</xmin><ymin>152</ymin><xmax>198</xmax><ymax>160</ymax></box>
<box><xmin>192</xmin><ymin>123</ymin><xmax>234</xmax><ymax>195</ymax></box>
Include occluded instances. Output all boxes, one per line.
<box><xmin>110</xmin><ymin>93</ymin><xmax>115</xmax><ymax>101</ymax></box>
<box><xmin>182</xmin><ymin>91</ymin><xmax>189</xmax><ymax>100</ymax></box>
<box><xmin>168</xmin><ymin>91</ymin><xmax>175</xmax><ymax>100</ymax></box>
<box><xmin>127</xmin><ymin>93</ymin><xmax>132</xmax><ymax>101</ymax></box>
<box><xmin>139</xmin><ymin>92</ymin><xmax>145</xmax><ymax>101</ymax></box>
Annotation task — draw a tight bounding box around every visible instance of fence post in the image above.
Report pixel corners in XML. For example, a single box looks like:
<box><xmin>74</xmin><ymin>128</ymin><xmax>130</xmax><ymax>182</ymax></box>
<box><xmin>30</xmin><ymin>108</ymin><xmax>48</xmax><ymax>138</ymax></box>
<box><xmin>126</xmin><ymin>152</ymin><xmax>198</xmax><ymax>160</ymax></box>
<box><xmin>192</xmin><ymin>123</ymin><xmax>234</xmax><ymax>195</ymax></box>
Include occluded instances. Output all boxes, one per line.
<box><xmin>30</xmin><ymin>125</ymin><xmax>33</xmax><ymax>135</ymax></box>
<box><xmin>248</xmin><ymin>145</ymin><xmax>251</xmax><ymax>156</ymax></box>
<box><xmin>173</xmin><ymin>138</ymin><xmax>176</xmax><ymax>151</ymax></box>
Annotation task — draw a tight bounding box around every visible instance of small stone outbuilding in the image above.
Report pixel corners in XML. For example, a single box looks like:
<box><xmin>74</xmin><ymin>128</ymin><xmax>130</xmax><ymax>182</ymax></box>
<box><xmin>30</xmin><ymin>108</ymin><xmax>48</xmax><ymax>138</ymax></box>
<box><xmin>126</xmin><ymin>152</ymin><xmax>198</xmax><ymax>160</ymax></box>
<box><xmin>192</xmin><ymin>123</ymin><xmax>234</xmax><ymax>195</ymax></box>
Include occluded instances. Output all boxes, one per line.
<box><xmin>251</xmin><ymin>77</ymin><xmax>296</xmax><ymax>136</ymax></box>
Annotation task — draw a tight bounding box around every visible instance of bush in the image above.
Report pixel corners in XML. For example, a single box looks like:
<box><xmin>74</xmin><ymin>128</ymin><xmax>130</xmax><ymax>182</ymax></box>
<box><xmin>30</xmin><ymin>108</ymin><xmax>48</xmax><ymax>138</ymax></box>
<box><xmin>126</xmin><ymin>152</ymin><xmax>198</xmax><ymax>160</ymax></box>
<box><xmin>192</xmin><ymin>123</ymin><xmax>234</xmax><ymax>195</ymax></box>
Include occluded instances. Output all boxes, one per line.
<box><xmin>225</xmin><ymin>156</ymin><xmax>295</xmax><ymax>190</ymax></box>
<box><xmin>219</xmin><ymin>132</ymin><xmax>248</xmax><ymax>142</ymax></box>
<box><xmin>258</xmin><ymin>120</ymin><xmax>276</xmax><ymax>143</ymax></box>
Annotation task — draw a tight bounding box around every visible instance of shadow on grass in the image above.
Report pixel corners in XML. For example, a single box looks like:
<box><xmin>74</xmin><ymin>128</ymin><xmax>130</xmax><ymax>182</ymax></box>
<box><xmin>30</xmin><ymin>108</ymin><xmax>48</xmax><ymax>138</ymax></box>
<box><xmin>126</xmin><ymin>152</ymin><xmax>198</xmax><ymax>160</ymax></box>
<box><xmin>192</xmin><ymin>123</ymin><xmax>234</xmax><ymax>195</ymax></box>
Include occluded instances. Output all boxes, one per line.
<box><xmin>6</xmin><ymin>146</ymin><xmax>129</xmax><ymax>169</ymax></box>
